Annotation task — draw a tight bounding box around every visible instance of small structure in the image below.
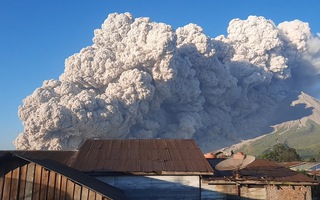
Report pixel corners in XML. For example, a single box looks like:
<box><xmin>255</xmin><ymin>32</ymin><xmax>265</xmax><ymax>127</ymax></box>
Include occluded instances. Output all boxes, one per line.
<box><xmin>205</xmin><ymin>157</ymin><xmax>319</xmax><ymax>200</ymax></box>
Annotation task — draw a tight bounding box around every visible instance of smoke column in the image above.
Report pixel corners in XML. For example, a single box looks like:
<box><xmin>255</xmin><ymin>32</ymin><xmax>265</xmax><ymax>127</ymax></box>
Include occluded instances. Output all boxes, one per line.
<box><xmin>14</xmin><ymin>13</ymin><xmax>320</xmax><ymax>151</ymax></box>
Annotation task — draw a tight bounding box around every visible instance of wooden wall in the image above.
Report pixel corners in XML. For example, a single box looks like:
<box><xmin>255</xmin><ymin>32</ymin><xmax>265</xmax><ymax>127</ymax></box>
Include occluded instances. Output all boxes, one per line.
<box><xmin>0</xmin><ymin>157</ymin><xmax>110</xmax><ymax>200</ymax></box>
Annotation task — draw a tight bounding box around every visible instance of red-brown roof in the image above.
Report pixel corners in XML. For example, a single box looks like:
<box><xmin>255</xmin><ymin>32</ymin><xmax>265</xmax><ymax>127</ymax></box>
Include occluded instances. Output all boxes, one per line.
<box><xmin>70</xmin><ymin>139</ymin><xmax>214</xmax><ymax>175</ymax></box>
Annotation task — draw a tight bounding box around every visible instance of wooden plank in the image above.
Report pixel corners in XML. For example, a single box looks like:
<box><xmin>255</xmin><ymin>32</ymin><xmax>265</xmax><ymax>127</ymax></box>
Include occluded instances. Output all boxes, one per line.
<box><xmin>10</xmin><ymin>161</ymin><xmax>20</xmax><ymax>199</ymax></box>
<box><xmin>0</xmin><ymin>161</ymin><xmax>6</xmax><ymax>200</ymax></box>
<box><xmin>39</xmin><ymin>167</ymin><xmax>49</xmax><ymax>200</ymax></box>
<box><xmin>88</xmin><ymin>190</ymin><xmax>96</xmax><ymax>200</ymax></box>
<box><xmin>53</xmin><ymin>173</ymin><xmax>62</xmax><ymax>200</ymax></box>
<box><xmin>73</xmin><ymin>183</ymin><xmax>82</xmax><ymax>200</ymax></box>
<box><xmin>66</xmin><ymin>179</ymin><xmax>75</xmax><ymax>200</ymax></box>
<box><xmin>81</xmin><ymin>187</ymin><xmax>89</xmax><ymax>200</ymax></box>
<box><xmin>60</xmin><ymin>176</ymin><xmax>68</xmax><ymax>200</ymax></box>
<box><xmin>24</xmin><ymin>163</ymin><xmax>35</xmax><ymax>200</ymax></box>
<box><xmin>31</xmin><ymin>164</ymin><xmax>42</xmax><ymax>200</ymax></box>
<box><xmin>46</xmin><ymin>170</ymin><xmax>56</xmax><ymax>200</ymax></box>
<box><xmin>2</xmin><ymin>162</ymin><xmax>12</xmax><ymax>200</ymax></box>
<box><xmin>96</xmin><ymin>193</ymin><xmax>103</xmax><ymax>200</ymax></box>
<box><xmin>18</xmin><ymin>164</ymin><xmax>28</xmax><ymax>199</ymax></box>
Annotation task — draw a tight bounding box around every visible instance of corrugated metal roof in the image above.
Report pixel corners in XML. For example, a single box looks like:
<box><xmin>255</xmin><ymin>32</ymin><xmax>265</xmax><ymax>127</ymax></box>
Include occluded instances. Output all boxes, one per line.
<box><xmin>71</xmin><ymin>139</ymin><xmax>214</xmax><ymax>175</ymax></box>
<box><xmin>0</xmin><ymin>150</ymin><xmax>76</xmax><ymax>166</ymax></box>
<box><xmin>290</xmin><ymin>162</ymin><xmax>320</xmax><ymax>171</ymax></box>
<box><xmin>277</xmin><ymin>161</ymin><xmax>305</xmax><ymax>168</ymax></box>
<box><xmin>308</xmin><ymin>169</ymin><xmax>320</xmax><ymax>176</ymax></box>
<box><xmin>8</xmin><ymin>154</ymin><xmax>126</xmax><ymax>200</ymax></box>
<box><xmin>206</xmin><ymin>158</ymin><xmax>318</xmax><ymax>185</ymax></box>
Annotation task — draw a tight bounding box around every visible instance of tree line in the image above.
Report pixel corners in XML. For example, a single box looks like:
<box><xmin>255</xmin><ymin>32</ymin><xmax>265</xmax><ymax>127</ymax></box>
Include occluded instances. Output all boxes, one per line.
<box><xmin>259</xmin><ymin>143</ymin><xmax>319</xmax><ymax>162</ymax></box>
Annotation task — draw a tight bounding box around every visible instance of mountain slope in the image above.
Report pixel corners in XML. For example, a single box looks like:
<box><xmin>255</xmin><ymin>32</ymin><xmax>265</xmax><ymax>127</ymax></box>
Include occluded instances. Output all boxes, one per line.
<box><xmin>219</xmin><ymin>91</ymin><xmax>320</xmax><ymax>159</ymax></box>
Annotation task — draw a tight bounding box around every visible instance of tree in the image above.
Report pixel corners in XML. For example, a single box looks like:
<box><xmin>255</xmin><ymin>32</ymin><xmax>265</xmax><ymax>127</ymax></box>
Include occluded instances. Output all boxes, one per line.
<box><xmin>308</xmin><ymin>157</ymin><xmax>316</xmax><ymax>162</ymax></box>
<box><xmin>259</xmin><ymin>143</ymin><xmax>301</xmax><ymax>162</ymax></box>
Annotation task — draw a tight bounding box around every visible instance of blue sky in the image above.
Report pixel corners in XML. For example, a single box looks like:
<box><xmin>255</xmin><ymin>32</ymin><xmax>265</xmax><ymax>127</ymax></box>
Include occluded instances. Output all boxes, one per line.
<box><xmin>1</xmin><ymin>0</ymin><xmax>319</xmax><ymax>149</ymax></box>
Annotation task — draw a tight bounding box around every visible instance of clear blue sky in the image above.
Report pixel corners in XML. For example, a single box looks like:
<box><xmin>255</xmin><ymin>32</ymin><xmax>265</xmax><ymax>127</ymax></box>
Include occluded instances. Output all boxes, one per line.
<box><xmin>1</xmin><ymin>0</ymin><xmax>319</xmax><ymax>149</ymax></box>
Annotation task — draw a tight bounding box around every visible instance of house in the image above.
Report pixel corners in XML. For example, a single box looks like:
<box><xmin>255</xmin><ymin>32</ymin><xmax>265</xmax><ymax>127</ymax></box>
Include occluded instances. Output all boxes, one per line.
<box><xmin>0</xmin><ymin>152</ymin><xmax>125</xmax><ymax>200</ymax></box>
<box><xmin>204</xmin><ymin>157</ymin><xmax>319</xmax><ymax>200</ymax></box>
<box><xmin>70</xmin><ymin>139</ymin><xmax>214</xmax><ymax>199</ymax></box>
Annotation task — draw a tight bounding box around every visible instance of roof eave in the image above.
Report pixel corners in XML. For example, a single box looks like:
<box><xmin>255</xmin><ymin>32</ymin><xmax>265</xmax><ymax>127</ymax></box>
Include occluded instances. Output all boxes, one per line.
<box><xmin>85</xmin><ymin>171</ymin><xmax>214</xmax><ymax>176</ymax></box>
<box><xmin>206</xmin><ymin>179</ymin><xmax>319</xmax><ymax>186</ymax></box>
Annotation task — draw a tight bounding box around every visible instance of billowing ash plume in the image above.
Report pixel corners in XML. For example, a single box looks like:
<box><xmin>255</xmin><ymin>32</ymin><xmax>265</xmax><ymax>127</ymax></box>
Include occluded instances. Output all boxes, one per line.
<box><xmin>14</xmin><ymin>13</ymin><xmax>320</xmax><ymax>151</ymax></box>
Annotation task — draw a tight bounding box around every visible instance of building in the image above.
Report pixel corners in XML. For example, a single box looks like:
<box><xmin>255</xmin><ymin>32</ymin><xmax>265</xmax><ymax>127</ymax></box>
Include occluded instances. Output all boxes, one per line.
<box><xmin>70</xmin><ymin>139</ymin><xmax>214</xmax><ymax>199</ymax></box>
<box><xmin>205</xmin><ymin>158</ymin><xmax>319</xmax><ymax>199</ymax></box>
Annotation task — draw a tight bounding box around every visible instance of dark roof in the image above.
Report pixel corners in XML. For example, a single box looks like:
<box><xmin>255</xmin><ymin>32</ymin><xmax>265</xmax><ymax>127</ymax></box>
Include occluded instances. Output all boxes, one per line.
<box><xmin>0</xmin><ymin>150</ymin><xmax>76</xmax><ymax>166</ymax></box>
<box><xmin>9</xmin><ymin>154</ymin><xmax>126</xmax><ymax>200</ymax></box>
<box><xmin>71</xmin><ymin>139</ymin><xmax>214</xmax><ymax>175</ymax></box>
<box><xmin>206</xmin><ymin>158</ymin><xmax>318</xmax><ymax>185</ymax></box>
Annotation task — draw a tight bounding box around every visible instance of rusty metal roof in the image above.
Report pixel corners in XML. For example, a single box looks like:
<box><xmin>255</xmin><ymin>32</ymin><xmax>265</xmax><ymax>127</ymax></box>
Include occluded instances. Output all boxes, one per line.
<box><xmin>71</xmin><ymin>139</ymin><xmax>214</xmax><ymax>175</ymax></box>
<box><xmin>206</xmin><ymin>158</ymin><xmax>318</xmax><ymax>185</ymax></box>
<box><xmin>0</xmin><ymin>150</ymin><xmax>76</xmax><ymax>166</ymax></box>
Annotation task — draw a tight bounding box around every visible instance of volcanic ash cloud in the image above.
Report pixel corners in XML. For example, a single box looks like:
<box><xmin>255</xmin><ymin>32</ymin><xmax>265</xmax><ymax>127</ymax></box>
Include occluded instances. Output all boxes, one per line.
<box><xmin>14</xmin><ymin>13</ymin><xmax>320</xmax><ymax>151</ymax></box>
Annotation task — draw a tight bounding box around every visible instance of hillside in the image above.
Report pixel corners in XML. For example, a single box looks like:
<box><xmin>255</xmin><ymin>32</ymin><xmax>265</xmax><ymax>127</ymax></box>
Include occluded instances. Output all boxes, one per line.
<box><xmin>219</xmin><ymin>91</ymin><xmax>320</xmax><ymax>159</ymax></box>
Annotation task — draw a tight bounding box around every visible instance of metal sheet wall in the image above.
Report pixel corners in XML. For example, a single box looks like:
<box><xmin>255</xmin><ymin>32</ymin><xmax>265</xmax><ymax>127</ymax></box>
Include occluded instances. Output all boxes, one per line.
<box><xmin>97</xmin><ymin>175</ymin><xmax>201</xmax><ymax>200</ymax></box>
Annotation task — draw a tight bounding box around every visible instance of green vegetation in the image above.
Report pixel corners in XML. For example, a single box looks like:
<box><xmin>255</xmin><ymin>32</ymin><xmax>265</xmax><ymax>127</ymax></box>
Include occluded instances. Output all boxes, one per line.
<box><xmin>259</xmin><ymin>143</ymin><xmax>301</xmax><ymax>162</ymax></box>
<box><xmin>236</xmin><ymin>120</ymin><xmax>320</xmax><ymax>160</ymax></box>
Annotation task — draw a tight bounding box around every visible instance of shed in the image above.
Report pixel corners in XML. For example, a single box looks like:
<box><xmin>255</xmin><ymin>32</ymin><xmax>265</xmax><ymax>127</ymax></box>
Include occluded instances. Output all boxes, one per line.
<box><xmin>71</xmin><ymin>139</ymin><xmax>214</xmax><ymax>199</ymax></box>
<box><xmin>0</xmin><ymin>153</ymin><xmax>125</xmax><ymax>200</ymax></box>
<box><xmin>203</xmin><ymin>158</ymin><xmax>319</xmax><ymax>200</ymax></box>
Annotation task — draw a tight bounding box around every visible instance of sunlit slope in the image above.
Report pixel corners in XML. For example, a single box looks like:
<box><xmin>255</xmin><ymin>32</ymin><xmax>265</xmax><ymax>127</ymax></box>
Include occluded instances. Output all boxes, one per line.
<box><xmin>223</xmin><ymin>91</ymin><xmax>320</xmax><ymax>159</ymax></box>
<box><xmin>237</xmin><ymin>120</ymin><xmax>320</xmax><ymax>158</ymax></box>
